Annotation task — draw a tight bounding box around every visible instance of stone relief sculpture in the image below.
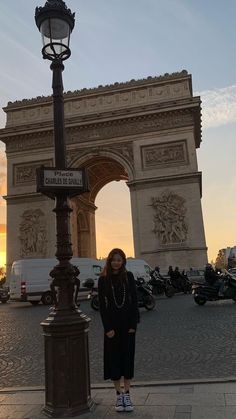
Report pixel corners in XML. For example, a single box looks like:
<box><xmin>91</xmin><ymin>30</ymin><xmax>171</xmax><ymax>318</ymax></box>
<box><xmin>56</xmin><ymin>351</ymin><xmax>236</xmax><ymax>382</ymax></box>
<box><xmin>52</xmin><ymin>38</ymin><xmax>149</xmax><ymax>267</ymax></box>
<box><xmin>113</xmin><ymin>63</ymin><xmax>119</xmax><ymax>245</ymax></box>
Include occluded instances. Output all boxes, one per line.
<box><xmin>66</xmin><ymin>143</ymin><xmax>134</xmax><ymax>167</ymax></box>
<box><xmin>151</xmin><ymin>191</ymin><xmax>188</xmax><ymax>244</ymax></box>
<box><xmin>19</xmin><ymin>209</ymin><xmax>47</xmax><ymax>257</ymax></box>
<box><xmin>143</xmin><ymin>142</ymin><xmax>187</xmax><ymax>169</ymax></box>
<box><xmin>14</xmin><ymin>159</ymin><xmax>53</xmax><ymax>185</ymax></box>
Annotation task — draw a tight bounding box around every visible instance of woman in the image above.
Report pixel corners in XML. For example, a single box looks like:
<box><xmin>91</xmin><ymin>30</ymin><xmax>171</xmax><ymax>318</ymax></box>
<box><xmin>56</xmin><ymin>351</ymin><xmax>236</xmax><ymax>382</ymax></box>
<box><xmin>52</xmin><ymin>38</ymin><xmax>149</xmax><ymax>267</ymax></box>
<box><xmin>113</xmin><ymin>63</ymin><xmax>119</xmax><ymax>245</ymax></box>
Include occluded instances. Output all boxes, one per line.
<box><xmin>98</xmin><ymin>248</ymin><xmax>139</xmax><ymax>412</ymax></box>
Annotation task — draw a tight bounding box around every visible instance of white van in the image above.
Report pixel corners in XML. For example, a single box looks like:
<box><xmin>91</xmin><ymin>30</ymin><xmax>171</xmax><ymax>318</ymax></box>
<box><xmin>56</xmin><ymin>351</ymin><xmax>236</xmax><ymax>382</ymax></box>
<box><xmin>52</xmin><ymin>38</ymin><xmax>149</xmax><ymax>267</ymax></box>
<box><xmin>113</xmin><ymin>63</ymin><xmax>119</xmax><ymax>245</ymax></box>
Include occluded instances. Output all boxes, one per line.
<box><xmin>99</xmin><ymin>258</ymin><xmax>152</xmax><ymax>282</ymax></box>
<box><xmin>126</xmin><ymin>258</ymin><xmax>152</xmax><ymax>282</ymax></box>
<box><xmin>10</xmin><ymin>258</ymin><xmax>102</xmax><ymax>305</ymax></box>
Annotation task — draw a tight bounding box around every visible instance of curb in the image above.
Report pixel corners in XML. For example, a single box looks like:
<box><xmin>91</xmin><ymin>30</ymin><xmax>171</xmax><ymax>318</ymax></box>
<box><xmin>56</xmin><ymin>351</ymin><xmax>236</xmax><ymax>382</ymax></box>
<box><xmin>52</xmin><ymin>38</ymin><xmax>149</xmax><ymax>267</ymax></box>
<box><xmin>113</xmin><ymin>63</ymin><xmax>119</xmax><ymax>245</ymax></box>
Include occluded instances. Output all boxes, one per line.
<box><xmin>1</xmin><ymin>376</ymin><xmax>236</xmax><ymax>393</ymax></box>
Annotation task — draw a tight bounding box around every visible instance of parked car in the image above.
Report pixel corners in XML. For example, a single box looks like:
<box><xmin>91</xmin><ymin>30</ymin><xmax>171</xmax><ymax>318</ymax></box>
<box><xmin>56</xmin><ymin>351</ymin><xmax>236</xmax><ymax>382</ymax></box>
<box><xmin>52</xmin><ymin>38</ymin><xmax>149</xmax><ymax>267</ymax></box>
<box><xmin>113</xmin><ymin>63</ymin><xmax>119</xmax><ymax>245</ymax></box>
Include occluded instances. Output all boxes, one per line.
<box><xmin>186</xmin><ymin>269</ymin><xmax>205</xmax><ymax>284</ymax></box>
<box><xmin>0</xmin><ymin>286</ymin><xmax>10</xmax><ymax>303</ymax></box>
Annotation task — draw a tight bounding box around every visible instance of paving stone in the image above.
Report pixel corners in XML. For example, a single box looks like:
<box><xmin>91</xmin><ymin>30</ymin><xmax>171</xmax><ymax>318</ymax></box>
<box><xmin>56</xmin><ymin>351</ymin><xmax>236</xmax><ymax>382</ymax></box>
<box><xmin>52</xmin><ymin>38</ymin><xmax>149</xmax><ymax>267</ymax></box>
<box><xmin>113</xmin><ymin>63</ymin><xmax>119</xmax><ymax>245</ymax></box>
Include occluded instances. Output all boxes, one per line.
<box><xmin>133</xmin><ymin>386</ymin><xmax>181</xmax><ymax>394</ymax></box>
<box><xmin>179</xmin><ymin>386</ymin><xmax>194</xmax><ymax>394</ymax></box>
<box><xmin>146</xmin><ymin>392</ymin><xmax>225</xmax><ymax>406</ymax></box>
<box><xmin>0</xmin><ymin>405</ymin><xmax>41</xmax><ymax>419</ymax></box>
<box><xmin>225</xmin><ymin>393</ymin><xmax>236</xmax><ymax>405</ymax></box>
<box><xmin>3</xmin><ymin>391</ymin><xmax>44</xmax><ymax>405</ymax></box>
<box><xmin>104</xmin><ymin>405</ymin><xmax>175</xmax><ymax>418</ymax></box>
<box><xmin>87</xmin><ymin>404</ymin><xmax>110</xmax><ymax>418</ymax></box>
<box><xmin>194</xmin><ymin>382</ymin><xmax>236</xmax><ymax>393</ymax></box>
<box><xmin>2</xmin><ymin>297</ymin><xmax>236</xmax><ymax>388</ymax></box>
<box><xmin>191</xmin><ymin>406</ymin><xmax>236</xmax><ymax>419</ymax></box>
<box><xmin>175</xmin><ymin>405</ymin><xmax>192</xmax><ymax>413</ymax></box>
<box><xmin>174</xmin><ymin>414</ymin><xmax>191</xmax><ymax>419</ymax></box>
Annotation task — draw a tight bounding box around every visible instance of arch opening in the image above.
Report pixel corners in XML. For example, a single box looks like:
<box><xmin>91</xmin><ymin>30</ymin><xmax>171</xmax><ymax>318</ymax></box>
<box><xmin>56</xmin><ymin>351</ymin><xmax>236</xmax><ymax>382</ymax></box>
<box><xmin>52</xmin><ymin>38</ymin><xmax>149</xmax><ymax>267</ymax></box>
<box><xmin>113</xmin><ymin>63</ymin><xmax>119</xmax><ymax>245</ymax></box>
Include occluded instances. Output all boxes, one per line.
<box><xmin>71</xmin><ymin>155</ymin><xmax>134</xmax><ymax>259</ymax></box>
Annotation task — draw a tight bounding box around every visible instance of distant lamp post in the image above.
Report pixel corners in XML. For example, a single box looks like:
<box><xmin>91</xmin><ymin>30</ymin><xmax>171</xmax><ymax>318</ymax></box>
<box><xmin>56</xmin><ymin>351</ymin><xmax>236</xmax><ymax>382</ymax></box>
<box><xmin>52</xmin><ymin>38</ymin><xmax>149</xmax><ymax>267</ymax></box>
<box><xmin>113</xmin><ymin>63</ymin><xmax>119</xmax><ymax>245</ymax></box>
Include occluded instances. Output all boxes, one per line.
<box><xmin>35</xmin><ymin>1</ymin><xmax>91</xmax><ymax>417</ymax></box>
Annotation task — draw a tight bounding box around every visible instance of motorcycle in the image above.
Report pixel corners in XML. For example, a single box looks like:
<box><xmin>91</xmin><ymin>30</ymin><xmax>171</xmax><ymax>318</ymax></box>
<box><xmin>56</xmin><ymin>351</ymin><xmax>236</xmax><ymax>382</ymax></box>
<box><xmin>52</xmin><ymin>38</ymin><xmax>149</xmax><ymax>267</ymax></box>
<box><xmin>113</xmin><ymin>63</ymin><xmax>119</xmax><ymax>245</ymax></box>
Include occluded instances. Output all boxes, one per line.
<box><xmin>0</xmin><ymin>286</ymin><xmax>10</xmax><ymax>304</ymax></box>
<box><xmin>83</xmin><ymin>278</ymin><xmax>100</xmax><ymax>310</ymax></box>
<box><xmin>136</xmin><ymin>277</ymin><xmax>156</xmax><ymax>310</ymax></box>
<box><xmin>148</xmin><ymin>271</ymin><xmax>175</xmax><ymax>298</ymax></box>
<box><xmin>192</xmin><ymin>272</ymin><xmax>236</xmax><ymax>305</ymax></box>
<box><xmin>85</xmin><ymin>277</ymin><xmax>156</xmax><ymax>311</ymax></box>
<box><xmin>170</xmin><ymin>275</ymin><xmax>192</xmax><ymax>295</ymax></box>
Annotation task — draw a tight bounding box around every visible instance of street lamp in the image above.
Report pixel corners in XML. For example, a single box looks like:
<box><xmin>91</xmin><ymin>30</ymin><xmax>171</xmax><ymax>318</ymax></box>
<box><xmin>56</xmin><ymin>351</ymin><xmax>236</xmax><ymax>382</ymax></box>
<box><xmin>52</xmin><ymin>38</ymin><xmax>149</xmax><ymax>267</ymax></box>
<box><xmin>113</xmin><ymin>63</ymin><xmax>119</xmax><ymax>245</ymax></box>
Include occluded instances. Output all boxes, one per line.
<box><xmin>35</xmin><ymin>1</ymin><xmax>92</xmax><ymax>417</ymax></box>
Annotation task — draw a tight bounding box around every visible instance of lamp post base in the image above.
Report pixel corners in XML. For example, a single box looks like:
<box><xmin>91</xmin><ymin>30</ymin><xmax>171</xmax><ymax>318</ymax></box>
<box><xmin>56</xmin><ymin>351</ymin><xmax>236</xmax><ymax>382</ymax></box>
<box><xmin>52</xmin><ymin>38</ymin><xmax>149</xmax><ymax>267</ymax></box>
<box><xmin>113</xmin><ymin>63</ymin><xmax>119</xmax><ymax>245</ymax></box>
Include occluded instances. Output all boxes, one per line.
<box><xmin>41</xmin><ymin>308</ymin><xmax>92</xmax><ymax>417</ymax></box>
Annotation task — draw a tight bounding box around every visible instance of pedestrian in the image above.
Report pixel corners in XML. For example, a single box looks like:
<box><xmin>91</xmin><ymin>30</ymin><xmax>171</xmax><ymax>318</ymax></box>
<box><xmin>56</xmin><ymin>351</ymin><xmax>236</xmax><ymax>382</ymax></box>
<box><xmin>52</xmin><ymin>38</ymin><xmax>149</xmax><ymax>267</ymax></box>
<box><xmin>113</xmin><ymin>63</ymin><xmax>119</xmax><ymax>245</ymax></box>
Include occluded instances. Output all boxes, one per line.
<box><xmin>168</xmin><ymin>265</ymin><xmax>174</xmax><ymax>279</ymax></box>
<box><xmin>74</xmin><ymin>268</ymin><xmax>80</xmax><ymax>307</ymax></box>
<box><xmin>98</xmin><ymin>248</ymin><xmax>139</xmax><ymax>412</ymax></box>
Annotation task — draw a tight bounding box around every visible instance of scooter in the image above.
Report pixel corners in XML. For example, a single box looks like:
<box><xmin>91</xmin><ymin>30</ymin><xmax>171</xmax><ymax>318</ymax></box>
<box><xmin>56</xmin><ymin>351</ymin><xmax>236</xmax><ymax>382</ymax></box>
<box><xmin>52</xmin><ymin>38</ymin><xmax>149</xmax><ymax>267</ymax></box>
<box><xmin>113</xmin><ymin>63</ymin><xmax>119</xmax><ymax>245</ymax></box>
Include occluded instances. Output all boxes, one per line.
<box><xmin>148</xmin><ymin>271</ymin><xmax>175</xmax><ymax>298</ymax></box>
<box><xmin>0</xmin><ymin>286</ymin><xmax>10</xmax><ymax>304</ymax></box>
<box><xmin>192</xmin><ymin>272</ymin><xmax>236</xmax><ymax>305</ymax></box>
<box><xmin>83</xmin><ymin>278</ymin><xmax>100</xmax><ymax>310</ymax></box>
<box><xmin>136</xmin><ymin>277</ymin><xmax>156</xmax><ymax>310</ymax></box>
<box><xmin>170</xmin><ymin>275</ymin><xmax>192</xmax><ymax>295</ymax></box>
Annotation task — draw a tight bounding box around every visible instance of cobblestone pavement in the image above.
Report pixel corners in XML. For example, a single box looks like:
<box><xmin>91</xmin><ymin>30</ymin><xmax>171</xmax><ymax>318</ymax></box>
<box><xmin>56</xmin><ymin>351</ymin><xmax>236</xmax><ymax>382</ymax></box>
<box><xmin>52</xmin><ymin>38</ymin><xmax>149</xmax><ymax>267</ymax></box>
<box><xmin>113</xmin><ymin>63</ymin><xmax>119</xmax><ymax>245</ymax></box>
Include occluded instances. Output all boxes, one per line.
<box><xmin>1</xmin><ymin>294</ymin><xmax>236</xmax><ymax>388</ymax></box>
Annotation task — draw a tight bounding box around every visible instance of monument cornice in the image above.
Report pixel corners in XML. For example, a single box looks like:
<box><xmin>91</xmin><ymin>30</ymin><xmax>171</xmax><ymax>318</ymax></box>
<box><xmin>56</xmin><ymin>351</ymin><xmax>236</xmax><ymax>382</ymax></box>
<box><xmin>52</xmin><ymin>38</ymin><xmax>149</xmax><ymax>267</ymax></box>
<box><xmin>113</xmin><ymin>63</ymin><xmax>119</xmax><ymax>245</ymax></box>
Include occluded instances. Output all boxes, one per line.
<box><xmin>1</xmin><ymin>106</ymin><xmax>201</xmax><ymax>153</ymax></box>
<box><xmin>141</xmin><ymin>246</ymin><xmax>208</xmax><ymax>254</ymax></box>
<box><xmin>0</xmin><ymin>96</ymin><xmax>200</xmax><ymax>135</ymax></box>
<box><xmin>4</xmin><ymin>192</ymin><xmax>50</xmax><ymax>204</ymax></box>
<box><xmin>1</xmin><ymin>71</ymin><xmax>198</xmax><ymax>136</ymax></box>
<box><xmin>4</xmin><ymin>70</ymin><xmax>191</xmax><ymax>109</ymax></box>
<box><xmin>128</xmin><ymin>172</ymin><xmax>202</xmax><ymax>196</ymax></box>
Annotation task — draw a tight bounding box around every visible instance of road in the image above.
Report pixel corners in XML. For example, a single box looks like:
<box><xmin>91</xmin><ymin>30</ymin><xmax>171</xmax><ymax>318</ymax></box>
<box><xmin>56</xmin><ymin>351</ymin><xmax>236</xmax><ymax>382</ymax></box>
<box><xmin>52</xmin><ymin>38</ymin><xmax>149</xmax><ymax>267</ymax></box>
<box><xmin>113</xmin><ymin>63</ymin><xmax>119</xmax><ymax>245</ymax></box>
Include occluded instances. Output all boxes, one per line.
<box><xmin>1</xmin><ymin>294</ymin><xmax>236</xmax><ymax>388</ymax></box>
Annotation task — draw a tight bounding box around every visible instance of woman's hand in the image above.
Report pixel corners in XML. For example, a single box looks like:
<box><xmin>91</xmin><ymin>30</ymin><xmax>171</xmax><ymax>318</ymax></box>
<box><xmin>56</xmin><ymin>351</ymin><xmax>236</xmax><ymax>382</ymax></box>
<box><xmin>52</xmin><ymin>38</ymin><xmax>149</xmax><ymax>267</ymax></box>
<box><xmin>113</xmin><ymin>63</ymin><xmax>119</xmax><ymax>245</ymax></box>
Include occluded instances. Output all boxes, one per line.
<box><xmin>128</xmin><ymin>328</ymin><xmax>136</xmax><ymax>333</ymax></box>
<box><xmin>106</xmin><ymin>329</ymin><xmax>115</xmax><ymax>338</ymax></box>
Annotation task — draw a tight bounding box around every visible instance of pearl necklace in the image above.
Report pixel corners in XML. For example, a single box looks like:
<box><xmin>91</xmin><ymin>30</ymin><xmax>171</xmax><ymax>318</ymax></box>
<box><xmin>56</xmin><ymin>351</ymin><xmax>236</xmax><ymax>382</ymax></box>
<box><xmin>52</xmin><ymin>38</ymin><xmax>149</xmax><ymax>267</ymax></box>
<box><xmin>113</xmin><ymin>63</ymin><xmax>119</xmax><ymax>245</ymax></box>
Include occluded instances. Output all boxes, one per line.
<box><xmin>111</xmin><ymin>282</ymin><xmax>126</xmax><ymax>309</ymax></box>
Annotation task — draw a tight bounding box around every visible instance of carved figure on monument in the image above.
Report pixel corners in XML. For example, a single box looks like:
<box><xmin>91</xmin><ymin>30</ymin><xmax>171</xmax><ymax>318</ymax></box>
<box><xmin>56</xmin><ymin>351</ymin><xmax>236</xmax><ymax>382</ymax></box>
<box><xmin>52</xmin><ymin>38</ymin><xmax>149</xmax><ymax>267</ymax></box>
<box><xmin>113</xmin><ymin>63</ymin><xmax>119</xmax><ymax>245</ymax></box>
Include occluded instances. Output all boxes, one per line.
<box><xmin>19</xmin><ymin>209</ymin><xmax>47</xmax><ymax>257</ymax></box>
<box><xmin>143</xmin><ymin>142</ymin><xmax>186</xmax><ymax>169</ymax></box>
<box><xmin>151</xmin><ymin>191</ymin><xmax>188</xmax><ymax>244</ymax></box>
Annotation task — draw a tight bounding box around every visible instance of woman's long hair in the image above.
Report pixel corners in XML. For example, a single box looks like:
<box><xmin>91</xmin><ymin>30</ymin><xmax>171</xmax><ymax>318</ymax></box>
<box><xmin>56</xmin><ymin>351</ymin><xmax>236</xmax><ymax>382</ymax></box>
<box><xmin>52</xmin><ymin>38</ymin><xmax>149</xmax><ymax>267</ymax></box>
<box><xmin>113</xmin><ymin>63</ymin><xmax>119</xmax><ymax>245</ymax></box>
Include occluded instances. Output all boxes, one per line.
<box><xmin>102</xmin><ymin>248</ymin><xmax>127</xmax><ymax>278</ymax></box>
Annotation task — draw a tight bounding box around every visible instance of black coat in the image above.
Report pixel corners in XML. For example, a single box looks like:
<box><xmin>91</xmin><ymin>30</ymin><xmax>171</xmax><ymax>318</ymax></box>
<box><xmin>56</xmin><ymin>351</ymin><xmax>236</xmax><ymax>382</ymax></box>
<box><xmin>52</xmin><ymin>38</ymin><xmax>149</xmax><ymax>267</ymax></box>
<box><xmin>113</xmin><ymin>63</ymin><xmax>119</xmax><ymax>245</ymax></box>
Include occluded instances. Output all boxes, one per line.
<box><xmin>98</xmin><ymin>271</ymin><xmax>138</xmax><ymax>381</ymax></box>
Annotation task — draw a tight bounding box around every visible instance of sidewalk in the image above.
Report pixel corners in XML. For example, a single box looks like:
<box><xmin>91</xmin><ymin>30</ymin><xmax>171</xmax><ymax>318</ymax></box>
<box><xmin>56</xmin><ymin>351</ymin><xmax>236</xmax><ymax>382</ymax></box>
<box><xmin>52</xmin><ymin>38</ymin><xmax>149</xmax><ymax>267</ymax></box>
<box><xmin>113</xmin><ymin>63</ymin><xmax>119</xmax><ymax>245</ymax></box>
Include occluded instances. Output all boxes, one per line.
<box><xmin>1</xmin><ymin>378</ymin><xmax>236</xmax><ymax>419</ymax></box>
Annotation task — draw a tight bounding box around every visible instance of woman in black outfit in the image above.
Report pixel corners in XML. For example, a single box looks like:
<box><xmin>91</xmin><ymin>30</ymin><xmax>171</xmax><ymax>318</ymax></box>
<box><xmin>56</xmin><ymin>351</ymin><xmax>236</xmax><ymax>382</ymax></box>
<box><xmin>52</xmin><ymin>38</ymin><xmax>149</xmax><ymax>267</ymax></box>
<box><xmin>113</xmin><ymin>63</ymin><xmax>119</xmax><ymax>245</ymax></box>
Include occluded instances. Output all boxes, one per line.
<box><xmin>98</xmin><ymin>248</ymin><xmax>139</xmax><ymax>412</ymax></box>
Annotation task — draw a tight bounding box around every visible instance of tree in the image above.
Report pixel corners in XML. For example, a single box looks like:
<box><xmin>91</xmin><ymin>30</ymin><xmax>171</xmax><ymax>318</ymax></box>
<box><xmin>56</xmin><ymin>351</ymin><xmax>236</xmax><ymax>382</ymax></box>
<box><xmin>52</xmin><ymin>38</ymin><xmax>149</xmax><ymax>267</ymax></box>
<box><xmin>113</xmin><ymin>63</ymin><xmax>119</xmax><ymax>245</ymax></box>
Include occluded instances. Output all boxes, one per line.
<box><xmin>215</xmin><ymin>249</ymin><xmax>227</xmax><ymax>269</ymax></box>
<box><xmin>0</xmin><ymin>267</ymin><xmax>6</xmax><ymax>287</ymax></box>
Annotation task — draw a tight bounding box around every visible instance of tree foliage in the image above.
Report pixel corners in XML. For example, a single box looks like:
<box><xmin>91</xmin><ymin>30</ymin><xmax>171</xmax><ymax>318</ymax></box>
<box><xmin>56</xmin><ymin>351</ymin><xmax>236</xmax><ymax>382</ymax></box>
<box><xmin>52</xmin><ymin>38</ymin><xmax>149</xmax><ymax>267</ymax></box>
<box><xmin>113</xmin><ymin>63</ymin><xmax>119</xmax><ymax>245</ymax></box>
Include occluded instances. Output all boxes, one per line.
<box><xmin>0</xmin><ymin>267</ymin><xmax>6</xmax><ymax>287</ymax></box>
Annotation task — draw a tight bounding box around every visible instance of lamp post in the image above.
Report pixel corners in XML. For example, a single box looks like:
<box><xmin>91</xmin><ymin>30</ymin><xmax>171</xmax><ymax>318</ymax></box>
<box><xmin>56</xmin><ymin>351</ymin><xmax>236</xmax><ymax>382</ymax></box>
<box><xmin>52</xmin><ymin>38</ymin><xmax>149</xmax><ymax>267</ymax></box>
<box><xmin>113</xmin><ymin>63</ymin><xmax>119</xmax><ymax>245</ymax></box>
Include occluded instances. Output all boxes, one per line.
<box><xmin>35</xmin><ymin>1</ymin><xmax>92</xmax><ymax>417</ymax></box>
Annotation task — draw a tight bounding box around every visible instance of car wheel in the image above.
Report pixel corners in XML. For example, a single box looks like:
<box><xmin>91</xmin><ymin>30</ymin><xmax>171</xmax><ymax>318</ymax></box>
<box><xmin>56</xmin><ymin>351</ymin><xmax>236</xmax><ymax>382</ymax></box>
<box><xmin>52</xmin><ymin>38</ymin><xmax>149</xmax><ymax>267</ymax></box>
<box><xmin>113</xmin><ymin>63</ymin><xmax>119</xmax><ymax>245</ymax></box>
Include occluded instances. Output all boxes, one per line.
<box><xmin>144</xmin><ymin>295</ymin><xmax>156</xmax><ymax>310</ymax></box>
<box><xmin>194</xmin><ymin>296</ymin><xmax>206</xmax><ymax>305</ymax></box>
<box><xmin>91</xmin><ymin>295</ymin><xmax>99</xmax><ymax>311</ymax></box>
<box><xmin>41</xmin><ymin>292</ymin><xmax>53</xmax><ymax>305</ymax></box>
<box><xmin>165</xmin><ymin>286</ymin><xmax>175</xmax><ymax>298</ymax></box>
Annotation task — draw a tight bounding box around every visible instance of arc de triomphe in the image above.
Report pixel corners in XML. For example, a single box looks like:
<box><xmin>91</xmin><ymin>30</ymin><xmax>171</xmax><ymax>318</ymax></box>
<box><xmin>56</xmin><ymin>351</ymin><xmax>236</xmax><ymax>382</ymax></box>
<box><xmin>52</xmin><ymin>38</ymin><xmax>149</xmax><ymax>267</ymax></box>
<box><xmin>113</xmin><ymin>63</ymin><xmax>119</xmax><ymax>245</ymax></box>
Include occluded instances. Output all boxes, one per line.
<box><xmin>0</xmin><ymin>70</ymin><xmax>207</xmax><ymax>273</ymax></box>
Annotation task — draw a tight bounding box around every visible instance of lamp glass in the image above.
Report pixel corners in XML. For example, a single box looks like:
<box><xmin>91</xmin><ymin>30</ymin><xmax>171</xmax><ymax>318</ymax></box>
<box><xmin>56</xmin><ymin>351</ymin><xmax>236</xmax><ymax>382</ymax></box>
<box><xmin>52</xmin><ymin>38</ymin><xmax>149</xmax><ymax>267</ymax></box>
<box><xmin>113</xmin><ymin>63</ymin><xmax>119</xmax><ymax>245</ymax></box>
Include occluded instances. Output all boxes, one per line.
<box><xmin>40</xmin><ymin>18</ymin><xmax>70</xmax><ymax>58</ymax></box>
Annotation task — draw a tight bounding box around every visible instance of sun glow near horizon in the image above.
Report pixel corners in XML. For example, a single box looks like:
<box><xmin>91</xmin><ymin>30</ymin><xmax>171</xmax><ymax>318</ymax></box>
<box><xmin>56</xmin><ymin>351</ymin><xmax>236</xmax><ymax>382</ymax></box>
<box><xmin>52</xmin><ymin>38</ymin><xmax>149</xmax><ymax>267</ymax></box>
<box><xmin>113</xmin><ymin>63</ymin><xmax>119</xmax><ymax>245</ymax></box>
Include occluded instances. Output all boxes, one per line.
<box><xmin>0</xmin><ymin>251</ymin><xmax>6</xmax><ymax>268</ymax></box>
<box><xmin>0</xmin><ymin>224</ymin><xmax>6</xmax><ymax>268</ymax></box>
<box><xmin>95</xmin><ymin>181</ymin><xmax>134</xmax><ymax>259</ymax></box>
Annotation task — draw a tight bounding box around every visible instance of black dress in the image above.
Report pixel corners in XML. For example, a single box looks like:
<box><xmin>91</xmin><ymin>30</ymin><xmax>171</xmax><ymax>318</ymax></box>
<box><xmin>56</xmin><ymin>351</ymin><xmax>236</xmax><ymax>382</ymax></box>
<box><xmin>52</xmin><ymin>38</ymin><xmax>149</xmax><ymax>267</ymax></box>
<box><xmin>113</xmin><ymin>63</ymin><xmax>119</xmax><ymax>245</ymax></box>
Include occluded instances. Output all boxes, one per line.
<box><xmin>98</xmin><ymin>271</ymin><xmax>139</xmax><ymax>381</ymax></box>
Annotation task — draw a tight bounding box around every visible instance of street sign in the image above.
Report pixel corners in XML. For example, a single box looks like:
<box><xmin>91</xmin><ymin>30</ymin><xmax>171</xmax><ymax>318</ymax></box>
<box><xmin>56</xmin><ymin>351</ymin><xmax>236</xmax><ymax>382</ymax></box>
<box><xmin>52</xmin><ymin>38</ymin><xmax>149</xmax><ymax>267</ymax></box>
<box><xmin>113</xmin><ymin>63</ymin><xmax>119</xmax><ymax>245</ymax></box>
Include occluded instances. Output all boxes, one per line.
<box><xmin>36</xmin><ymin>166</ymin><xmax>89</xmax><ymax>198</ymax></box>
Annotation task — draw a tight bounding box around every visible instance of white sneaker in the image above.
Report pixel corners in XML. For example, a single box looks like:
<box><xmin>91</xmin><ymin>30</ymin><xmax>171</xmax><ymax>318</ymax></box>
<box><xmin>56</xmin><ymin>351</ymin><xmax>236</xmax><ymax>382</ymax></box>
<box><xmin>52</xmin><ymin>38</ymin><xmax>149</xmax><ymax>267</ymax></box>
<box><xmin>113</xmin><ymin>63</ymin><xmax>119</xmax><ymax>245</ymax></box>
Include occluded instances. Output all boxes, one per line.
<box><xmin>123</xmin><ymin>392</ymin><xmax>134</xmax><ymax>412</ymax></box>
<box><xmin>115</xmin><ymin>393</ymin><xmax>124</xmax><ymax>412</ymax></box>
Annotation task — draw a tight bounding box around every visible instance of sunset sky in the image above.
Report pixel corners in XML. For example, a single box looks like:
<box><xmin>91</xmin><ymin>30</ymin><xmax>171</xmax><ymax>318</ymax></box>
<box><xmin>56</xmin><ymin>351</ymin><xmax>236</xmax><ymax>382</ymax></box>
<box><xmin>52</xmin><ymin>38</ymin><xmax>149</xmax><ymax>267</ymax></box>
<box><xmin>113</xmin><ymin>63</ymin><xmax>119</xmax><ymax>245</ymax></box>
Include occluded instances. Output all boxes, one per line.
<box><xmin>1</xmin><ymin>0</ymin><xmax>236</xmax><ymax>266</ymax></box>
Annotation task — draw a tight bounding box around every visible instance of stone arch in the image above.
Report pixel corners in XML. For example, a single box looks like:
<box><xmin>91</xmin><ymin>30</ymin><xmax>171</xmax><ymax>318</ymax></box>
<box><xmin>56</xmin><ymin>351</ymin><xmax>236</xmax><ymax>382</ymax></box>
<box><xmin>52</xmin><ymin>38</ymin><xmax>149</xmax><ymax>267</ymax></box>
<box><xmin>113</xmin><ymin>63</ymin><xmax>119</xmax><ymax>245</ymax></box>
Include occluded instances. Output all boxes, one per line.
<box><xmin>1</xmin><ymin>71</ymin><xmax>208</xmax><ymax>272</ymax></box>
<box><xmin>71</xmin><ymin>151</ymin><xmax>132</xmax><ymax>200</ymax></box>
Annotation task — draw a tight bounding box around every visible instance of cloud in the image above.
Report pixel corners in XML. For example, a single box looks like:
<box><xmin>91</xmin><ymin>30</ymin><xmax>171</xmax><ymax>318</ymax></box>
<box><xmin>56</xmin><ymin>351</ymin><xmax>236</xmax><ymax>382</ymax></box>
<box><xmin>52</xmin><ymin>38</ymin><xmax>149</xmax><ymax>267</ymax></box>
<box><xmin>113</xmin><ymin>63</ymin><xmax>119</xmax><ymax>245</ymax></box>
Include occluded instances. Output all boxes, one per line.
<box><xmin>198</xmin><ymin>84</ymin><xmax>236</xmax><ymax>129</ymax></box>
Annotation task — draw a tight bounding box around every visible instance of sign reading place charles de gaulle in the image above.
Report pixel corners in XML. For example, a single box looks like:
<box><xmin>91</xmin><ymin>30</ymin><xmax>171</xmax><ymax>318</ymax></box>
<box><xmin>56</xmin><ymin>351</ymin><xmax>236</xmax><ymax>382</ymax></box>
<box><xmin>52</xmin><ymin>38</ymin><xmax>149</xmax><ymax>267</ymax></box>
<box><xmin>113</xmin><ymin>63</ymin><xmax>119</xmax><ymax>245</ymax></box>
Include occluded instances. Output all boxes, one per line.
<box><xmin>36</xmin><ymin>166</ymin><xmax>89</xmax><ymax>199</ymax></box>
